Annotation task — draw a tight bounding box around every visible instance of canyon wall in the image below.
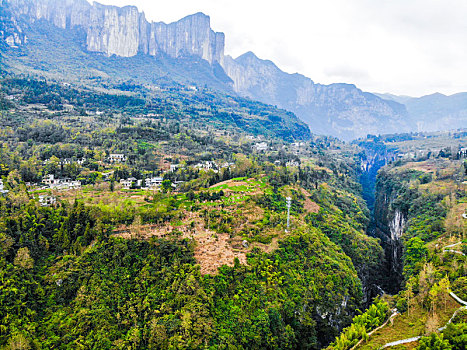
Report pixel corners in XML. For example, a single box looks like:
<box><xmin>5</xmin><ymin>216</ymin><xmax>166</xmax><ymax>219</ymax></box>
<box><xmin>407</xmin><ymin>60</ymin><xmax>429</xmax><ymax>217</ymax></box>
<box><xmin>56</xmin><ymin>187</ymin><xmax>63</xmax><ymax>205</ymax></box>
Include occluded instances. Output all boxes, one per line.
<box><xmin>372</xmin><ymin>171</ymin><xmax>407</xmax><ymax>293</ymax></box>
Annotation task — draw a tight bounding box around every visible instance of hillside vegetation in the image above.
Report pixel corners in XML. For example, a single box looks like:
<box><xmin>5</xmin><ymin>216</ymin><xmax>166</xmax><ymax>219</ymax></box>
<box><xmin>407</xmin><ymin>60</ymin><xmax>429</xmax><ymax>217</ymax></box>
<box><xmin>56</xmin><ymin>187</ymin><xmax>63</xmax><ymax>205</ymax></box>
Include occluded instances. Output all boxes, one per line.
<box><xmin>328</xmin><ymin>145</ymin><xmax>467</xmax><ymax>349</ymax></box>
<box><xmin>0</xmin><ymin>76</ymin><xmax>386</xmax><ymax>349</ymax></box>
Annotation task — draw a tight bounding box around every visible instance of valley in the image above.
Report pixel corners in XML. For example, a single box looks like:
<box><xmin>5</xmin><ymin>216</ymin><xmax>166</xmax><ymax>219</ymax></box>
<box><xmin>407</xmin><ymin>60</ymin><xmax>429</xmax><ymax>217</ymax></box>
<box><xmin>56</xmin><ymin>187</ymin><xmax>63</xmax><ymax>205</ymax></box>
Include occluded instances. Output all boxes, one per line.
<box><xmin>1</xmin><ymin>1</ymin><xmax>466</xmax><ymax>349</ymax></box>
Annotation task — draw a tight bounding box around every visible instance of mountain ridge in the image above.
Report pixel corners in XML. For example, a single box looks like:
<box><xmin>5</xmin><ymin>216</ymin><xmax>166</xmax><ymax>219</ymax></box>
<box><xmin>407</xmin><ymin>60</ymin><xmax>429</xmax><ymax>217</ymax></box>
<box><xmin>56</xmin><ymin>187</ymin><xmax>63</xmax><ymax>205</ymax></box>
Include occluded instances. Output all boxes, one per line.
<box><xmin>5</xmin><ymin>0</ymin><xmax>225</xmax><ymax>64</ymax></box>
<box><xmin>2</xmin><ymin>0</ymin><xmax>467</xmax><ymax>140</ymax></box>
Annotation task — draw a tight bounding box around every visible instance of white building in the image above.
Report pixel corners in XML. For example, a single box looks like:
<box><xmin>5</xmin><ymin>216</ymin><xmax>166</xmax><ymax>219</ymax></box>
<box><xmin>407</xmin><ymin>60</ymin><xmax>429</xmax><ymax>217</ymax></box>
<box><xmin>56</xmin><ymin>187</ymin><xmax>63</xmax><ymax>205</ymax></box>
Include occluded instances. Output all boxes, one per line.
<box><xmin>42</xmin><ymin>175</ymin><xmax>81</xmax><ymax>190</ymax></box>
<box><xmin>194</xmin><ymin>161</ymin><xmax>218</xmax><ymax>172</ymax></box>
<box><xmin>253</xmin><ymin>142</ymin><xmax>268</xmax><ymax>152</ymax></box>
<box><xmin>38</xmin><ymin>195</ymin><xmax>56</xmax><ymax>207</ymax></box>
<box><xmin>120</xmin><ymin>177</ymin><xmax>137</xmax><ymax>190</ymax></box>
<box><xmin>170</xmin><ymin>164</ymin><xmax>182</xmax><ymax>172</ymax></box>
<box><xmin>101</xmin><ymin>171</ymin><xmax>114</xmax><ymax>180</ymax></box>
<box><xmin>43</xmin><ymin>174</ymin><xmax>59</xmax><ymax>186</ymax></box>
<box><xmin>108</xmin><ymin>154</ymin><xmax>126</xmax><ymax>163</ymax></box>
<box><xmin>286</xmin><ymin>160</ymin><xmax>300</xmax><ymax>167</ymax></box>
<box><xmin>0</xmin><ymin>179</ymin><xmax>8</xmax><ymax>194</ymax></box>
<box><xmin>219</xmin><ymin>162</ymin><xmax>234</xmax><ymax>169</ymax></box>
<box><xmin>145</xmin><ymin>177</ymin><xmax>163</xmax><ymax>190</ymax></box>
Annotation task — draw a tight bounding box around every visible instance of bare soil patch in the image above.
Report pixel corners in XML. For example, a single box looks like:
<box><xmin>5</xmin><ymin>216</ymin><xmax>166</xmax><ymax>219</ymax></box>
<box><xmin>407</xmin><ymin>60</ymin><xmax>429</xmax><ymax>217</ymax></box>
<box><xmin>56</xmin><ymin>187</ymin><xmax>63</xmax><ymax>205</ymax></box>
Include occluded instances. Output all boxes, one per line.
<box><xmin>113</xmin><ymin>211</ymin><xmax>247</xmax><ymax>275</ymax></box>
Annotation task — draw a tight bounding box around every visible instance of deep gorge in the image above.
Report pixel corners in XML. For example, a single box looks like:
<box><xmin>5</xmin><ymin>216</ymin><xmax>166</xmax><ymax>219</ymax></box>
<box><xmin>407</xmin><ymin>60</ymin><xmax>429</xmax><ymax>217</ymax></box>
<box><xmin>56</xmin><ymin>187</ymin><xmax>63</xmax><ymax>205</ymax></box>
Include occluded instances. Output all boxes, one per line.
<box><xmin>358</xmin><ymin>142</ymin><xmax>405</xmax><ymax>295</ymax></box>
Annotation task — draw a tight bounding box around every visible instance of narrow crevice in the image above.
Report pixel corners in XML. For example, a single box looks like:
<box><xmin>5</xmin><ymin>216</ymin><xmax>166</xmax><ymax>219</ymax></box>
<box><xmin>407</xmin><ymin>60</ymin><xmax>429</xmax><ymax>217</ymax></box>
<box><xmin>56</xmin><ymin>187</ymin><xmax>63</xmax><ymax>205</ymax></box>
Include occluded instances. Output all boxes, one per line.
<box><xmin>358</xmin><ymin>145</ymin><xmax>404</xmax><ymax>296</ymax></box>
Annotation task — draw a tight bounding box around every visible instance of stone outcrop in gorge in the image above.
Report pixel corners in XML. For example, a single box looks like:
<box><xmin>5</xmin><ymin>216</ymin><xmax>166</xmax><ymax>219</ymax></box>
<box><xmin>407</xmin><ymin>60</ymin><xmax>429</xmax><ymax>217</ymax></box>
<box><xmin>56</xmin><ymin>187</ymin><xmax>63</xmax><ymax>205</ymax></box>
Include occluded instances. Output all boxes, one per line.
<box><xmin>357</xmin><ymin>139</ymin><xmax>398</xmax><ymax>211</ymax></box>
<box><xmin>372</xmin><ymin>170</ymin><xmax>408</xmax><ymax>294</ymax></box>
<box><xmin>5</xmin><ymin>0</ymin><xmax>224</xmax><ymax>64</ymax></box>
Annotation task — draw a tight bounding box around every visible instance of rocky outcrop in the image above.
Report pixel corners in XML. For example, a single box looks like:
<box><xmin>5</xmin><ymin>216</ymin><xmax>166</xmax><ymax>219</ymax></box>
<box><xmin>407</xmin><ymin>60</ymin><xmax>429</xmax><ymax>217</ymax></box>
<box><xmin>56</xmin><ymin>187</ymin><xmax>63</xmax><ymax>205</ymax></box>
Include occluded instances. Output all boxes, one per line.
<box><xmin>0</xmin><ymin>0</ymin><xmax>27</xmax><ymax>48</ymax></box>
<box><xmin>372</xmin><ymin>172</ymin><xmax>407</xmax><ymax>294</ymax></box>
<box><xmin>224</xmin><ymin>52</ymin><xmax>411</xmax><ymax>141</ymax></box>
<box><xmin>6</xmin><ymin>0</ymin><xmax>224</xmax><ymax>64</ymax></box>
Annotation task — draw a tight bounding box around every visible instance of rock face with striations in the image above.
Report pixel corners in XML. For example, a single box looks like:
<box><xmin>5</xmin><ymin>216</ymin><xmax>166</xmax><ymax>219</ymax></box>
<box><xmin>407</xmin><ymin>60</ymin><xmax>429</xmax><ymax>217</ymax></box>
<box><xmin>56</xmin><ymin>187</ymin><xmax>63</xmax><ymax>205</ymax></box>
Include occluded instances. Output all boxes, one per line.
<box><xmin>224</xmin><ymin>52</ymin><xmax>410</xmax><ymax>140</ymax></box>
<box><xmin>6</xmin><ymin>0</ymin><xmax>224</xmax><ymax>64</ymax></box>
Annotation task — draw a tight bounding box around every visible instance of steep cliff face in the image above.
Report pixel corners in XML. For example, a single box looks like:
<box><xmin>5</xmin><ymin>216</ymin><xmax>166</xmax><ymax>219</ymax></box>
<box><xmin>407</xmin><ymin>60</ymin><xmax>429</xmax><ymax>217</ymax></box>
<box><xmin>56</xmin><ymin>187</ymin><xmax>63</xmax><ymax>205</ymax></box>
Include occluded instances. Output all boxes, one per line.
<box><xmin>6</xmin><ymin>0</ymin><xmax>224</xmax><ymax>64</ymax></box>
<box><xmin>373</xmin><ymin>171</ymin><xmax>407</xmax><ymax>293</ymax></box>
<box><xmin>224</xmin><ymin>51</ymin><xmax>411</xmax><ymax>140</ymax></box>
<box><xmin>0</xmin><ymin>0</ymin><xmax>27</xmax><ymax>48</ymax></box>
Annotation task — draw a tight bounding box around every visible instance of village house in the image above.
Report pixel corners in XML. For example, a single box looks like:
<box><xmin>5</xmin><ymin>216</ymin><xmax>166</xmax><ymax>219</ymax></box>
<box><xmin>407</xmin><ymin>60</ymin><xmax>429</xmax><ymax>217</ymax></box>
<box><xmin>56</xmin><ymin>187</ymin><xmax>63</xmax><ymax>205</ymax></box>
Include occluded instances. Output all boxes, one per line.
<box><xmin>194</xmin><ymin>161</ymin><xmax>218</xmax><ymax>172</ymax></box>
<box><xmin>42</xmin><ymin>175</ymin><xmax>81</xmax><ymax>190</ymax></box>
<box><xmin>145</xmin><ymin>177</ymin><xmax>163</xmax><ymax>190</ymax></box>
<box><xmin>459</xmin><ymin>147</ymin><xmax>467</xmax><ymax>158</ymax></box>
<box><xmin>253</xmin><ymin>142</ymin><xmax>268</xmax><ymax>152</ymax></box>
<box><xmin>120</xmin><ymin>177</ymin><xmax>138</xmax><ymax>190</ymax></box>
<box><xmin>169</xmin><ymin>164</ymin><xmax>182</xmax><ymax>172</ymax></box>
<box><xmin>286</xmin><ymin>160</ymin><xmax>300</xmax><ymax>167</ymax></box>
<box><xmin>108</xmin><ymin>154</ymin><xmax>126</xmax><ymax>163</ymax></box>
<box><xmin>218</xmin><ymin>162</ymin><xmax>234</xmax><ymax>169</ymax></box>
<box><xmin>38</xmin><ymin>195</ymin><xmax>57</xmax><ymax>207</ymax></box>
<box><xmin>172</xmin><ymin>181</ymin><xmax>184</xmax><ymax>190</ymax></box>
<box><xmin>101</xmin><ymin>171</ymin><xmax>114</xmax><ymax>181</ymax></box>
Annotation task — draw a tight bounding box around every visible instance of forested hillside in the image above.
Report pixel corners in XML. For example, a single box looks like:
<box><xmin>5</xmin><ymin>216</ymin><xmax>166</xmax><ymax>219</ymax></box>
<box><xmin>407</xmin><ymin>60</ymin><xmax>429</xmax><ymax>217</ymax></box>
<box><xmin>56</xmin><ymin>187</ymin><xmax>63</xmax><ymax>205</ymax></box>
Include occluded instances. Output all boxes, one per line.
<box><xmin>0</xmin><ymin>75</ymin><xmax>388</xmax><ymax>349</ymax></box>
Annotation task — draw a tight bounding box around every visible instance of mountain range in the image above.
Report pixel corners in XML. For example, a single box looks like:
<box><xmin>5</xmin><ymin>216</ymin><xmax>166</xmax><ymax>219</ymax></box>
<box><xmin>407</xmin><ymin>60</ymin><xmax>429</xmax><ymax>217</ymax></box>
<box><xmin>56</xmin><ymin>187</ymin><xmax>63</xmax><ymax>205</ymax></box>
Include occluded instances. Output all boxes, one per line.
<box><xmin>1</xmin><ymin>0</ymin><xmax>467</xmax><ymax>140</ymax></box>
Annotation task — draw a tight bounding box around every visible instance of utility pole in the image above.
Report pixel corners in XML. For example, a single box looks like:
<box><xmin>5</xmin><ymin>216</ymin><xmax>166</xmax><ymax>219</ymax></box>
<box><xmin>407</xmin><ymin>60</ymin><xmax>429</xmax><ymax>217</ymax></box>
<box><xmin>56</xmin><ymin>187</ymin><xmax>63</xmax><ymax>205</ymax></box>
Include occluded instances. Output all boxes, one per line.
<box><xmin>286</xmin><ymin>197</ymin><xmax>291</xmax><ymax>232</ymax></box>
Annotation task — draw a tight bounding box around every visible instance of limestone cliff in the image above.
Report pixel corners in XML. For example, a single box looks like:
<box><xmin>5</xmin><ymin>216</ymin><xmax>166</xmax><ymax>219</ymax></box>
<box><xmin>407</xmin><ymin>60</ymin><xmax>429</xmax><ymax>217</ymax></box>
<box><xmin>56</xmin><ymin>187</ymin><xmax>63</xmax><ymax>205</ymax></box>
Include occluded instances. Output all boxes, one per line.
<box><xmin>224</xmin><ymin>52</ymin><xmax>410</xmax><ymax>141</ymax></box>
<box><xmin>6</xmin><ymin>0</ymin><xmax>224</xmax><ymax>64</ymax></box>
<box><xmin>372</xmin><ymin>170</ymin><xmax>408</xmax><ymax>293</ymax></box>
<box><xmin>0</xmin><ymin>0</ymin><xmax>27</xmax><ymax>48</ymax></box>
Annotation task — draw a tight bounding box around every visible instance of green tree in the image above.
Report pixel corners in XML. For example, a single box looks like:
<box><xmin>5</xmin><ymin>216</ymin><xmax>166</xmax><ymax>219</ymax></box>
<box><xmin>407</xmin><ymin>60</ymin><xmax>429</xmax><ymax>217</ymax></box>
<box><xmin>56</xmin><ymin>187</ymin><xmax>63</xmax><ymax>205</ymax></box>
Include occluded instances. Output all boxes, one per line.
<box><xmin>161</xmin><ymin>179</ymin><xmax>172</xmax><ymax>193</ymax></box>
<box><xmin>417</xmin><ymin>333</ymin><xmax>452</xmax><ymax>350</ymax></box>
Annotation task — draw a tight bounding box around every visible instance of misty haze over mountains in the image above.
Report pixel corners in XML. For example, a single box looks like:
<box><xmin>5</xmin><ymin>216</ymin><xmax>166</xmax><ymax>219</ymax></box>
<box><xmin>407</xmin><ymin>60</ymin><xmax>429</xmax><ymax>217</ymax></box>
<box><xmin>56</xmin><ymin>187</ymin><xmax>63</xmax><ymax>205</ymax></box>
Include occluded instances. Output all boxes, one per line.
<box><xmin>1</xmin><ymin>0</ymin><xmax>466</xmax><ymax>140</ymax></box>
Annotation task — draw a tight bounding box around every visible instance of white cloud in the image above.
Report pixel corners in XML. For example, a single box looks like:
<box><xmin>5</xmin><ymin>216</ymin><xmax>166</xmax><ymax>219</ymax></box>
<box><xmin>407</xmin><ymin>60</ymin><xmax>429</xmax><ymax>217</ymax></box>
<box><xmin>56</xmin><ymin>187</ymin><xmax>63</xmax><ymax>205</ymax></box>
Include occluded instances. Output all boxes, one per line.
<box><xmin>95</xmin><ymin>0</ymin><xmax>467</xmax><ymax>97</ymax></box>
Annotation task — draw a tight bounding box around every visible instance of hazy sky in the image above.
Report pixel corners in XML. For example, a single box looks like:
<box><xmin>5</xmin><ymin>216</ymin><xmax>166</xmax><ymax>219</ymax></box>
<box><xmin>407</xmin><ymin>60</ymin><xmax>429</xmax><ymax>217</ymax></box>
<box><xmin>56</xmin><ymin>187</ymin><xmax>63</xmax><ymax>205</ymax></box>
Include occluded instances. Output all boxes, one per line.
<box><xmin>96</xmin><ymin>0</ymin><xmax>467</xmax><ymax>97</ymax></box>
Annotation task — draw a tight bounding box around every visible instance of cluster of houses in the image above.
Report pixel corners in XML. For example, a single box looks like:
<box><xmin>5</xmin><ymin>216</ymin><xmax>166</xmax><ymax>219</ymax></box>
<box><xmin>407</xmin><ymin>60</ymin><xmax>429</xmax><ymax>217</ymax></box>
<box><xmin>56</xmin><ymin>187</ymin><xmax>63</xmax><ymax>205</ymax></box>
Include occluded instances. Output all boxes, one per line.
<box><xmin>289</xmin><ymin>142</ymin><xmax>306</xmax><ymax>155</ymax></box>
<box><xmin>253</xmin><ymin>142</ymin><xmax>268</xmax><ymax>152</ymax></box>
<box><xmin>42</xmin><ymin>175</ymin><xmax>81</xmax><ymax>191</ymax></box>
<box><xmin>43</xmin><ymin>158</ymin><xmax>86</xmax><ymax>166</ymax></box>
<box><xmin>193</xmin><ymin>161</ymin><xmax>234</xmax><ymax>173</ymax></box>
<box><xmin>119</xmin><ymin>177</ymin><xmax>184</xmax><ymax>191</ymax></box>
<box><xmin>108</xmin><ymin>154</ymin><xmax>126</xmax><ymax>163</ymax></box>
<box><xmin>395</xmin><ymin>147</ymin><xmax>467</xmax><ymax>160</ymax></box>
<box><xmin>286</xmin><ymin>160</ymin><xmax>300</xmax><ymax>167</ymax></box>
<box><xmin>38</xmin><ymin>195</ymin><xmax>57</xmax><ymax>207</ymax></box>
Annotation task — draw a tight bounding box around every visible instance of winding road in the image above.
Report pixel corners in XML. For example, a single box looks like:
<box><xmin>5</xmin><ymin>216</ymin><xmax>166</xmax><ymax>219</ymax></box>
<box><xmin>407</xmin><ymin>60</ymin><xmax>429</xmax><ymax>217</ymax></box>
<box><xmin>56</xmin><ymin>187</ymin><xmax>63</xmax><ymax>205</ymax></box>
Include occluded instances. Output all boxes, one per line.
<box><xmin>443</xmin><ymin>242</ymin><xmax>465</xmax><ymax>256</ymax></box>
<box><xmin>380</xmin><ymin>291</ymin><xmax>467</xmax><ymax>348</ymax></box>
<box><xmin>379</xmin><ymin>241</ymin><xmax>466</xmax><ymax>349</ymax></box>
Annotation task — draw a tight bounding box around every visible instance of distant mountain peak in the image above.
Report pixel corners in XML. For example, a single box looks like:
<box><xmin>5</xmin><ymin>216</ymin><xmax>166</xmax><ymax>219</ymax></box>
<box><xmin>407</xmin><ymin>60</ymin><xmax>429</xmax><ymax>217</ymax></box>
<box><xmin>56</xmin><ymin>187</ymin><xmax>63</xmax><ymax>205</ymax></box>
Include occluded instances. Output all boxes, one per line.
<box><xmin>237</xmin><ymin>51</ymin><xmax>258</xmax><ymax>59</ymax></box>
